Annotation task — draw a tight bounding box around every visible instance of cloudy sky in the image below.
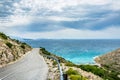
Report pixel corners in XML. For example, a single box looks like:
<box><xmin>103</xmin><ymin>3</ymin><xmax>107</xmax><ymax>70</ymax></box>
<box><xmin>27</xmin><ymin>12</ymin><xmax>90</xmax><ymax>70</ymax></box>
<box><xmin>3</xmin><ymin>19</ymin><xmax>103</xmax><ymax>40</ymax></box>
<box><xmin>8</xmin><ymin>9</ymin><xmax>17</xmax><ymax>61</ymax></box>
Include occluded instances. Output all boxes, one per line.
<box><xmin>0</xmin><ymin>0</ymin><xmax>120</xmax><ymax>39</ymax></box>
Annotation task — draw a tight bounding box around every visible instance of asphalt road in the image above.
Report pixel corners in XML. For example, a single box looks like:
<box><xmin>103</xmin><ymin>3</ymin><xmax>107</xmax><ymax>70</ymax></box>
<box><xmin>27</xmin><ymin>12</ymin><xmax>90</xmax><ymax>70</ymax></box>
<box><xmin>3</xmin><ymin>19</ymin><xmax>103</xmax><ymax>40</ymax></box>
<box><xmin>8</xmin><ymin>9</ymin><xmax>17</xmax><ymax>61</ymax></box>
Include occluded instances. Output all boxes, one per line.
<box><xmin>0</xmin><ymin>48</ymin><xmax>48</xmax><ymax>80</ymax></box>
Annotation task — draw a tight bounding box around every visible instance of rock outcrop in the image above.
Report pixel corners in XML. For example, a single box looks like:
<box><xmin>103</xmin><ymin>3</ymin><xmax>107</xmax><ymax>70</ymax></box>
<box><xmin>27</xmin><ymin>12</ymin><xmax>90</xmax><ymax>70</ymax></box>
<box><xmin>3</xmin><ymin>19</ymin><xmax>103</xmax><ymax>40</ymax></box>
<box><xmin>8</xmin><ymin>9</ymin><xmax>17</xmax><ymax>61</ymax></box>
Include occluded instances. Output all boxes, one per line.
<box><xmin>0</xmin><ymin>32</ymin><xmax>32</xmax><ymax>67</ymax></box>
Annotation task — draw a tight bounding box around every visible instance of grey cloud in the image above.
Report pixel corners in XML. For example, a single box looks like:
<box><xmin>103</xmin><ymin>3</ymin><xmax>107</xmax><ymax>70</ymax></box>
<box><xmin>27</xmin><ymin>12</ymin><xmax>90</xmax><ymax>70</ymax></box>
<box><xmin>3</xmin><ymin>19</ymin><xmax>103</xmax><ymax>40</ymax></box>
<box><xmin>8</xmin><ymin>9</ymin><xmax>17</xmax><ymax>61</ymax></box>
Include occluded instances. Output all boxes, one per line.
<box><xmin>0</xmin><ymin>0</ymin><xmax>17</xmax><ymax>17</ymax></box>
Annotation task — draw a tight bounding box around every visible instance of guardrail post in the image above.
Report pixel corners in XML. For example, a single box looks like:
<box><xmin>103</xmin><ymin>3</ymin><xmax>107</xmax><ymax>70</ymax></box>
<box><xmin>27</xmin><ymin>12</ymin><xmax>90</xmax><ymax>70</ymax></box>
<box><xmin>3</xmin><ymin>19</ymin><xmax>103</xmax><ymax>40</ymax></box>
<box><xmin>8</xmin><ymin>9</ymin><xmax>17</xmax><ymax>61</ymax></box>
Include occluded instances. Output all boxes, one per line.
<box><xmin>63</xmin><ymin>74</ymin><xmax>68</xmax><ymax>80</ymax></box>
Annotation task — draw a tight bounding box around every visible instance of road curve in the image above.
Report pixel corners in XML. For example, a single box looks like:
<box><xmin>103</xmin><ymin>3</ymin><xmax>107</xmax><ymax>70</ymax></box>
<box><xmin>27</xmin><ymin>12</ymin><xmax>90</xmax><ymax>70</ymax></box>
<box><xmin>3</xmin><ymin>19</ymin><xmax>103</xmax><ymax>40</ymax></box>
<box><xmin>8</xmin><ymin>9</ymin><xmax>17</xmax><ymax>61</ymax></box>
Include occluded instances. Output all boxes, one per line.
<box><xmin>0</xmin><ymin>48</ymin><xmax>48</xmax><ymax>80</ymax></box>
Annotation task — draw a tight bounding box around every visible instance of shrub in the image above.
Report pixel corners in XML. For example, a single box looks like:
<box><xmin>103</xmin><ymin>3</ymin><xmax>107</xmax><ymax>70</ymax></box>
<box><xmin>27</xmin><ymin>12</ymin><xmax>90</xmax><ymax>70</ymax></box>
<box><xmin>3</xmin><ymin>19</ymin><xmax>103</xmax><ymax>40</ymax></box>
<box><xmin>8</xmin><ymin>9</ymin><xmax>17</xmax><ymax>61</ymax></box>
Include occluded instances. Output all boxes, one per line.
<box><xmin>65</xmin><ymin>61</ymin><xmax>76</xmax><ymax>67</ymax></box>
<box><xmin>78</xmin><ymin>65</ymin><xmax>120</xmax><ymax>80</ymax></box>
<box><xmin>53</xmin><ymin>61</ymin><xmax>57</xmax><ymax>65</ymax></box>
<box><xmin>6</xmin><ymin>42</ymin><xmax>13</xmax><ymax>48</ymax></box>
<box><xmin>40</xmin><ymin>47</ymin><xmax>67</xmax><ymax>63</ymax></box>
<box><xmin>79</xmin><ymin>65</ymin><xmax>107</xmax><ymax>77</ymax></box>
<box><xmin>40</xmin><ymin>48</ymin><xmax>51</xmax><ymax>55</ymax></box>
<box><xmin>22</xmin><ymin>42</ymin><xmax>31</xmax><ymax>48</ymax></box>
<box><xmin>66</xmin><ymin>68</ymin><xmax>88</xmax><ymax>80</ymax></box>
<box><xmin>21</xmin><ymin>44</ymin><xmax>25</xmax><ymax>49</ymax></box>
<box><xmin>66</xmin><ymin>68</ymin><xmax>79</xmax><ymax>75</ymax></box>
<box><xmin>70</xmin><ymin>75</ymin><xmax>81</xmax><ymax>80</ymax></box>
<box><xmin>12</xmin><ymin>39</ymin><xmax>20</xmax><ymax>44</ymax></box>
<box><xmin>0</xmin><ymin>32</ymin><xmax>8</xmax><ymax>40</ymax></box>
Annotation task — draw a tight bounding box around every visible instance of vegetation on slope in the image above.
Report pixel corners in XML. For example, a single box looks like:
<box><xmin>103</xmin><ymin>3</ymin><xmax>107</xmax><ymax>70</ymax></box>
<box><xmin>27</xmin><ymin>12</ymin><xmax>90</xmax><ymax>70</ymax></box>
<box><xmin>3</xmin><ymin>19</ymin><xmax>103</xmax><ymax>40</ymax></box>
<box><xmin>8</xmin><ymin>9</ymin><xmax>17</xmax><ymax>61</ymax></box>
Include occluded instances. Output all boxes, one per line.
<box><xmin>0</xmin><ymin>32</ymin><xmax>8</xmax><ymax>40</ymax></box>
<box><xmin>0</xmin><ymin>32</ymin><xmax>32</xmax><ymax>67</ymax></box>
<box><xmin>40</xmin><ymin>47</ymin><xmax>120</xmax><ymax>80</ymax></box>
<box><xmin>66</xmin><ymin>68</ymin><xmax>87</xmax><ymax>80</ymax></box>
<box><xmin>95</xmin><ymin>48</ymin><xmax>120</xmax><ymax>73</ymax></box>
<box><xmin>40</xmin><ymin>48</ymin><xmax>101</xmax><ymax>80</ymax></box>
<box><xmin>94</xmin><ymin>48</ymin><xmax>120</xmax><ymax>80</ymax></box>
<box><xmin>78</xmin><ymin>65</ymin><xmax>119</xmax><ymax>80</ymax></box>
<box><xmin>40</xmin><ymin>47</ymin><xmax>67</xmax><ymax>63</ymax></box>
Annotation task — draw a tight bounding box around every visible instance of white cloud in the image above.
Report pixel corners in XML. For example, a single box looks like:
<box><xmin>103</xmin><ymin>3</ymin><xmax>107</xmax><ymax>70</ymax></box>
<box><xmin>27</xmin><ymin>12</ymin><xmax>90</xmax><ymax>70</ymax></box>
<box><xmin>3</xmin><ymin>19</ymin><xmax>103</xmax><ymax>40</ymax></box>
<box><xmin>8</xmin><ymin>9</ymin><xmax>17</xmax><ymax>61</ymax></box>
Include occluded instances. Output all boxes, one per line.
<box><xmin>8</xmin><ymin>27</ymin><xmax>120</xmax><ymax>39</ymax></box>
<box><xmin>0</xmin><ymin>0</ymin><xmax>120</xmax><ymax>39</ymax></box>
<box><xmin>46</xmin><ymin>16</ymin><xmax>80</xmax><ymax>21</ymax></box>
<box><xmin>0</xmin><ymin>15</ymin><xmax>32</xmax><ymax>28</ymax></box>
<box><xmin>12</xmin><ymin>0</ymin><xmax>119</xmax><ymax>16</ymax></box>
<box><xmin>1</xmin><ymin>0</ymin><xmax>120</xmax><ymax>26</ymax></box>
<box><xmin>109</xmin><ymin>1</ymin><xmax>120</xmax><ymax>11</ymax></box>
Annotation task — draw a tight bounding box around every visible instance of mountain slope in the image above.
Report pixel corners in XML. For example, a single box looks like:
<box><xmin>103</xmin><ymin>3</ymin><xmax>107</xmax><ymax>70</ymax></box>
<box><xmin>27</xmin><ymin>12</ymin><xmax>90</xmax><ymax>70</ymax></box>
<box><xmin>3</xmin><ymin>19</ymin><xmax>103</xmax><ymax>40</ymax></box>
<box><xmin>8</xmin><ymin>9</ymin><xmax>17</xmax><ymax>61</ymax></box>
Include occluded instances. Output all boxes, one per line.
<box><xmin>95</xmin><ymin>48</ymin><xmax>120</xmax><ymax>73</ymax></box>
<box><xmin>0</xmin><ymin>32</ymin><xmax>32</xmax><ymax>67</ymax></box>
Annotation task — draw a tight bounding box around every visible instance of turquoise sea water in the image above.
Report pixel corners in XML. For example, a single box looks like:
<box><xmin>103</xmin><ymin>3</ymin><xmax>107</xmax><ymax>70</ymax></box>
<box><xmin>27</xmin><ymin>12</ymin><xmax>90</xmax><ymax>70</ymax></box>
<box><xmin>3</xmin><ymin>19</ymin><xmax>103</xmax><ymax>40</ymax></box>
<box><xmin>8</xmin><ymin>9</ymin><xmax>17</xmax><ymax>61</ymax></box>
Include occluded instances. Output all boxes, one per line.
<box><xmin>23</xmin><ymin>39</ymin><xmax>120</xmax><ymax>64</ymax></box>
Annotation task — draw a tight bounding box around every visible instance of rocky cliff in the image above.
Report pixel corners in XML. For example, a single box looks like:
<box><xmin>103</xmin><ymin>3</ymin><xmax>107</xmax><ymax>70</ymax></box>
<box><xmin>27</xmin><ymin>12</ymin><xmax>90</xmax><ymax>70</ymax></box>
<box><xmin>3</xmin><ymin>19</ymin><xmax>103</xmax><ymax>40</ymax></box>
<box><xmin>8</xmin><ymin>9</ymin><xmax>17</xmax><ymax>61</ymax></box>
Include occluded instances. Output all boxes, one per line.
<box><xmin>0</xmin><ymin>32</ymin><xmax>32</xmax><ymax>67</ymax></box>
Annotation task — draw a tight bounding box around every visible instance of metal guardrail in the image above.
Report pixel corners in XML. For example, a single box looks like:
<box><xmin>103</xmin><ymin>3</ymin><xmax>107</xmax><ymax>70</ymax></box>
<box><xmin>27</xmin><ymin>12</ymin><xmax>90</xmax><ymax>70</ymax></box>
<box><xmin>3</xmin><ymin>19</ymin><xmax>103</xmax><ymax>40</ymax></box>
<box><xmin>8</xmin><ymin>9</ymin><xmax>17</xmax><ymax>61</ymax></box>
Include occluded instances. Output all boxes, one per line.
<box><xmin>43</xmin><ymin>55</ymin><xmax>64</xmax><ymax>80</ymax></box>
<box><xmin>0</xmin><ymin>50</ymin><xmax>64</xmax><ymax>80</ymax></box>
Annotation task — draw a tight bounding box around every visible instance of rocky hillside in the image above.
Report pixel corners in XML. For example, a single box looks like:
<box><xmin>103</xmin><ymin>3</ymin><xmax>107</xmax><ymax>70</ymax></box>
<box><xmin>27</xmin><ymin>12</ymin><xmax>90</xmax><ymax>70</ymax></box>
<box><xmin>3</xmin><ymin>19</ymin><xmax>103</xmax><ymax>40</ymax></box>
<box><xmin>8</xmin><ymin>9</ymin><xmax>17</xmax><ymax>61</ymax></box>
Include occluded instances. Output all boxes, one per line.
<box><xmin>95</xmin><ymin>48</ymin><xmax>120</xmax><ymax>73</ymax></box>
<box><xmin>0</xmin><ymin>32</ymin><xmax>32</xmax><ymax>67</ymax></box>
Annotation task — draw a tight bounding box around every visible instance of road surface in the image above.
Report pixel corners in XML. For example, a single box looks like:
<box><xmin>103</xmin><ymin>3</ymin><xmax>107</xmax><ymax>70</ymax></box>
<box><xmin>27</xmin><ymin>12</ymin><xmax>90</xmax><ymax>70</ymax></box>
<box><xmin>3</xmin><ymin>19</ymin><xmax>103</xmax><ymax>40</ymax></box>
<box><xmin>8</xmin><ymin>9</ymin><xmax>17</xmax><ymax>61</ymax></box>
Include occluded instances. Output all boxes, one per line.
<box><xmin>0</xmin><ymin>48</ymin><xmax>48</xmax><ymax>80</ymax></box>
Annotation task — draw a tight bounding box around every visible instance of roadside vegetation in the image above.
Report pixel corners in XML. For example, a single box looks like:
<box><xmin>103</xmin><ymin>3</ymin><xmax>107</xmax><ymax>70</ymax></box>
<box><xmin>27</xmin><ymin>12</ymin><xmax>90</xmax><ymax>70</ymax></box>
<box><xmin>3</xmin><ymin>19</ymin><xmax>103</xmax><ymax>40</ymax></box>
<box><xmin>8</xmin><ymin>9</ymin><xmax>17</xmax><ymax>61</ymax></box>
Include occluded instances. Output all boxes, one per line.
<box><xmin>78</xmin><ymin>65</ymin><xmax>119</xmax><ymax>80</ymax></box>
<box><xmin>40</xmin><ymin>47</ymin><xmax>51</xmax><ymax>55</ymax></box>
<box><xmin>40</xmin><ymin>48</ymin><xmax>89</xmax><ymax>80</ymax></box>
<box><xmin>40</xmin><ymin>47</ymin><xmax>120</xmax><ymax>80</ymax></box>
<box><xmin>0</xmin><ymin>32</ymin><xmax>8</xmax><ymax>40</ymax></box>
<box><xmin>40</xmin><ymin>47</ymin><xmax>67</xmax><ymax>63</ymax></box>
<box><xmin>66</xmin><ymin>68</ymin><xmax>88</xmax><ymax>80</ymax></box>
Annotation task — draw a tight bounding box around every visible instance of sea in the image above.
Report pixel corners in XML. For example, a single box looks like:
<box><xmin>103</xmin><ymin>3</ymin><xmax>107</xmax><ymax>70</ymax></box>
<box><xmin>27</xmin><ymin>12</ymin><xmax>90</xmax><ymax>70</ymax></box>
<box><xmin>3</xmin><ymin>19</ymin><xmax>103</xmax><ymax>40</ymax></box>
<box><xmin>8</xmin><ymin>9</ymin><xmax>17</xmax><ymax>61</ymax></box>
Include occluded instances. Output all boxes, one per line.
<box><xmin>23</xmin><ymin>39</ymin><xmax>120</xmax><ymax>64</ymax></box>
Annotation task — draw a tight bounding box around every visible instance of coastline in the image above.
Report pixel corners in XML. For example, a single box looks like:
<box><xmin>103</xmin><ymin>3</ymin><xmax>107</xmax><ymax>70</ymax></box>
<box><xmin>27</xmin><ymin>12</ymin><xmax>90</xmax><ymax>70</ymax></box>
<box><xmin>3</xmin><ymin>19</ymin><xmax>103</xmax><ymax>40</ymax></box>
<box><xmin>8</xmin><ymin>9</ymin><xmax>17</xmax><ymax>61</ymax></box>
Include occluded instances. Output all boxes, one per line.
<box><xmin>93</xmin><ymin>56</ymin><xmax>101</xmax><ymax>67</ymax></box>
<box><xmin>71</xmin><ymin>56</ymin><xmax>101</xmax><ymax>66</ymax></box>
<box><xmin>24</xmin><ymin>39</ymin><xmax>120</xmax><ymax>65</ymax></box>
<box><xmin>42</xmin><ymin>55</ymin><xmax>103</xmax><ymax>80</ymax></box>
<box><xmin>40</xmin><ymin>48</ymin><xmax>103</xmax><ymax>80</ymax></box>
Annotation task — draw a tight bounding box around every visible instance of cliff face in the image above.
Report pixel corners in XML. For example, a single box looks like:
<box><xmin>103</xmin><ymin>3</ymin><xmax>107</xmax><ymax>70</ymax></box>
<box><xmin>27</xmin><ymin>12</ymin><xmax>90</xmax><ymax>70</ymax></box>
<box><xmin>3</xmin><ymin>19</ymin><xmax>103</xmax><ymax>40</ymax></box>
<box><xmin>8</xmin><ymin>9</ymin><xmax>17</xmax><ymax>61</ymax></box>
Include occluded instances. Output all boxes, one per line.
<box><xmin>0</xmin><ymin>32</ymin><xmax>32</xmax><ymax>67</ymax></box>
<box><xmin>95</xmin><ymin>48</ymin><xmax>120</xmax><ymax>73</ymax></box>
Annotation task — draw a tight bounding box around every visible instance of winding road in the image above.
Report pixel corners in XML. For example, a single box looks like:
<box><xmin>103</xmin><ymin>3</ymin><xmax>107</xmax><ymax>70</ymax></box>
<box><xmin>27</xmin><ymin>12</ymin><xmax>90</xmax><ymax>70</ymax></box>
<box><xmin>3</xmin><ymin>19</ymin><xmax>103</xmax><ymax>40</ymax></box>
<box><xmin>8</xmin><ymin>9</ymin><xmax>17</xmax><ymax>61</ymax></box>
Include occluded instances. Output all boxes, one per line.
<box><xmin>0</xmin><ymin>48</ymin><xmax>48</xmax><ymax>80</ymax></box>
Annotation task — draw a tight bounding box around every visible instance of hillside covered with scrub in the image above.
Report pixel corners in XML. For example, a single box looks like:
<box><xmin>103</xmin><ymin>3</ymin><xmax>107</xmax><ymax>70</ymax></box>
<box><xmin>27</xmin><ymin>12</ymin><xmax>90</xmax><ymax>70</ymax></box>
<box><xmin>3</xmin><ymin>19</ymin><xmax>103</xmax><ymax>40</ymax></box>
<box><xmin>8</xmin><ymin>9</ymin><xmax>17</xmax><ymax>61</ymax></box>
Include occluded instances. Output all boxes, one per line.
<box><xmin>40</xmin><ymin>48</ymin><xmax>102</xmax><ymax>80</ymax></box>
<box><xmin>40</xmin><ymin>48</ymin><xmax>120</xmax><ymax>80</ymax></box>
<box><xmin>0</xmin><ymin>32</ymin><xmax>32</xmax><ymax>67</ymax></box>
<box><xmin>95</xmin><ymin>48</ymin><xmax>120</xmax><ymax>75</ymax></box>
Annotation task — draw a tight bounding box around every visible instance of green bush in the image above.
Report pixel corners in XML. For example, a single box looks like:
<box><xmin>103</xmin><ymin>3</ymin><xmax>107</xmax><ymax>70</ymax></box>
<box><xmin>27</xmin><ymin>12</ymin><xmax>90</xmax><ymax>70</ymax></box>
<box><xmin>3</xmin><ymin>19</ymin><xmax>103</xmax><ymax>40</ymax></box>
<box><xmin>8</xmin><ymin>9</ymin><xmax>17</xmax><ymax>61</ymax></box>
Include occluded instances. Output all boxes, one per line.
<box><xmin>0</xmin><ymin>32</ymin><xmax>8</xmax><ymax>40</ymax></box>
<box><xmin>70</xmin><ymin>75</ymin><xmax>88</xmax><ymax>80</ymax></box>
<box><xmin>65</xmin><ymin>61</ymin><xmax>76</xmax><ymax>67</ymax></box>
<box><xmin>20</xmin><ymin>44</ymin><xmax>25</xmax><ymax>49</ymax></box>
<box><xmin>79</xmin><ymin>65</ymin><xmax>106</xmax><ymax>77</ymax></box>
<box><xmin>78</xmin><ymin>65</ymin><xmax>120</xmax><ymax>80</ymax></box>
<box><xmin>66</xmin><ymin>68</ymin><xmax>79</xmax><ymax>75</ymax></box>
<box><xmin>40</xmin><ymin>47</ymin><xmax>67</xmax><ymax>63</ymax></box>
<box><xmin>53</xmin><ymin>61</ymin><xmax>57</xmax><ymax>65</ymax></box>
<box><xmin>6</xmin><ymin>42</ymin><xmax>13</xmax><ymax>48</ymax></box>
<box><xmin>22</xmin><ymin>42</ymin><xmax>31</xmax><ymax>48</ymax></box>
<box><xmin>12</xmin><ymin>39</ymin><xmax>20</xmax><ymax>44</ymax></box>
<box><xmin>70</xmin><ymin>75</ymin><xmax>81</xmax><ymax>80</ymax></box>
<box><xmin>40</xmin><ymin>48</ymin><xmax>51</xmax><ymax>55</ymax></box>
<box><xmin>66</xmin><ymin>68</ymin><xmax>88</xmax><ymax>80</ymax></box>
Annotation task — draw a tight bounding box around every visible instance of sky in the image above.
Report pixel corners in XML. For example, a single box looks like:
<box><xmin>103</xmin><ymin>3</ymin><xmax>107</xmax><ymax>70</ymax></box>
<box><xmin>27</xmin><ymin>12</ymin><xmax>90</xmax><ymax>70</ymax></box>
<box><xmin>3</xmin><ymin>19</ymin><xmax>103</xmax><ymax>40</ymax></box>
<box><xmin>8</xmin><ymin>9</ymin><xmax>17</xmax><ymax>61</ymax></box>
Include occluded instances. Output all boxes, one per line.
<box><xmin>0</xmin><ymin>0</ymin><xmax>120</xmax><ymax>39</ymax></box>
